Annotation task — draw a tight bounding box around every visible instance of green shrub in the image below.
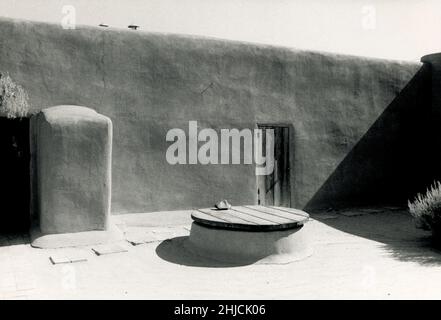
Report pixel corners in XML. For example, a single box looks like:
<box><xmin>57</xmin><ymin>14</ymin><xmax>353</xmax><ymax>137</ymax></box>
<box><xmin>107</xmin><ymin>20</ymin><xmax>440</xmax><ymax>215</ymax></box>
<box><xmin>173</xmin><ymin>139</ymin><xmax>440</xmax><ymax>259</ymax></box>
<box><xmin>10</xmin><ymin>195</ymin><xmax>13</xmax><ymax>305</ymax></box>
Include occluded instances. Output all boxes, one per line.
<box><xmin>408</xmin><ymin>181</ymin><xmax>441</xmax><ymax>235</ymax></box>
<box><xmin>0</xmin><ymin>72</ymin><xmax>30</xmax><ymax>118</ymax></box>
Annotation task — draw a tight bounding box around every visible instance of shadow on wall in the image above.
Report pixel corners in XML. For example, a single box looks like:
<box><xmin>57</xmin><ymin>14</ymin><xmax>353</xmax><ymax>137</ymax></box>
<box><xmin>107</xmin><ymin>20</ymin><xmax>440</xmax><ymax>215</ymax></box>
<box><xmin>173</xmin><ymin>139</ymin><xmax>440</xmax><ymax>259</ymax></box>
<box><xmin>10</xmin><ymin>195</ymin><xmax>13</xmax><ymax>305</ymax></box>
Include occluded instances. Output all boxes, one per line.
<box><xmin>304</xmin><ymin>64</ymin><xmax>433</xmax><ymax>210</ymax></box>
<box><xmin>303</xmin><ymin>63</ymin><xmax>441</xmax><ymax>267</ymax></box>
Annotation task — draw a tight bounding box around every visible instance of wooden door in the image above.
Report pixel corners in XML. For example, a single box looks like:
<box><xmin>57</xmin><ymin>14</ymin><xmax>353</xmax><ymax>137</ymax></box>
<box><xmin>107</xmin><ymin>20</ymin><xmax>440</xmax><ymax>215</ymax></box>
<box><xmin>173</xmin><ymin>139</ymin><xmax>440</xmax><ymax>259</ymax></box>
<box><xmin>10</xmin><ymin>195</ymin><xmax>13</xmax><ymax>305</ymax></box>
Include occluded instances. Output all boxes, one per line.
<box><xmin>256</xmin><ymin>125</ymin><xmax>291</xmax><ymax>207</ymax></box>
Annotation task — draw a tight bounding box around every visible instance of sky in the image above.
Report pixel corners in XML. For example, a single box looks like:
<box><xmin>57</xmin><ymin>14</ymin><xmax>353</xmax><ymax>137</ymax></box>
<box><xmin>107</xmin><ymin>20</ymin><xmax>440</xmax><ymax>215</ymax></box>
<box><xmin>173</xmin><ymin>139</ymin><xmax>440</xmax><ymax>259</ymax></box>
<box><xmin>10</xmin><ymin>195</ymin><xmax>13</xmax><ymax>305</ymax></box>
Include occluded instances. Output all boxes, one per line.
<box><xmin>0</xmin><ymin>0</ymin><xmax>440</xmax><ymax>61</ymax></box>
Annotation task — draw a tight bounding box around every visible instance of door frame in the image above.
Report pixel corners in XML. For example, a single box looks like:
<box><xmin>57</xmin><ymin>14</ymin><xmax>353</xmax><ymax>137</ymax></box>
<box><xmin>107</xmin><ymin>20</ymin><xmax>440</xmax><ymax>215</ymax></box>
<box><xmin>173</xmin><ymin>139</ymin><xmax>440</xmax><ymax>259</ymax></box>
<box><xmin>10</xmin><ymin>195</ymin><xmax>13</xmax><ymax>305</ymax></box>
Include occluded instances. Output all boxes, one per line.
<box><xmin>255</xmin><ymin>123</ymin><xmax>293</xmax><ymax>207</ymax></box>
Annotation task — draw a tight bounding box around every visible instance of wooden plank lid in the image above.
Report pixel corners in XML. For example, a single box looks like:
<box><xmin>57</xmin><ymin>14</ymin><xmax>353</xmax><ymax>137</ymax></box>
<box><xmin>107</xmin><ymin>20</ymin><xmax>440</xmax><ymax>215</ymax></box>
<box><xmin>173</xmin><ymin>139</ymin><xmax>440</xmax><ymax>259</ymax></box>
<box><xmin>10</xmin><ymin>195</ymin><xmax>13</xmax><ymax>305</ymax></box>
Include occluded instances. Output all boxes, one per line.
<box><xmin>191</xmin><ymin>205</ymin><xmax>309</xmax><ymax>231</ymax></box>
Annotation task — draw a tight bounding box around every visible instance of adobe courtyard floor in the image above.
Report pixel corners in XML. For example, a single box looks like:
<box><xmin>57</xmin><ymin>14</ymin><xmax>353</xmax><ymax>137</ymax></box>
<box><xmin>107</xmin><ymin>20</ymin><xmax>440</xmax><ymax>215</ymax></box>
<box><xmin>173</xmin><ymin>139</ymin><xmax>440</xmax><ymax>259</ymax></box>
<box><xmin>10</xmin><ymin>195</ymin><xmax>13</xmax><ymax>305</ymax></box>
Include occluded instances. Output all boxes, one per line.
<box><xmin>1</xmin><ymin>207</ymin><xmax>441</xmax><ymax>299</ymax></box>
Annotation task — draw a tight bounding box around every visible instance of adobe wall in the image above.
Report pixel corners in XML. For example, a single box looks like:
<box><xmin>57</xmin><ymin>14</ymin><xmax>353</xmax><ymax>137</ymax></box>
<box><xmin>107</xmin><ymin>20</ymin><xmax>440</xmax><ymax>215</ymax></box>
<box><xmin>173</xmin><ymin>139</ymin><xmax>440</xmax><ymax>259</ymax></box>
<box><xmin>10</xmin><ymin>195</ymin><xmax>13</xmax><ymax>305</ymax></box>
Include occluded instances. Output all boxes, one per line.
<box><xmin>0</xmin><ymin>18</ymin><xmax>431</xmax><ymax>213</ymax></box>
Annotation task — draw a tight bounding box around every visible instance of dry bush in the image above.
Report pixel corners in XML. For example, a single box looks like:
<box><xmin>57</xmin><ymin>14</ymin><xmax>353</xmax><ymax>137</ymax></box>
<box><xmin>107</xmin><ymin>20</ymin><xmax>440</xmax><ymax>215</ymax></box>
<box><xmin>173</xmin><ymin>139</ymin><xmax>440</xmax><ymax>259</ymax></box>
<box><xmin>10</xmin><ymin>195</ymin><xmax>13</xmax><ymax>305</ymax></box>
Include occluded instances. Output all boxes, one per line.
<box><xmin>408</xmin><ymin>181</ymin><xmax>441</xmax><ymax>235</ymax></box>
<box><xmin>0</xmin><ymin>72</ymin><xmax>30</xmax><ymax>118</ymax></box>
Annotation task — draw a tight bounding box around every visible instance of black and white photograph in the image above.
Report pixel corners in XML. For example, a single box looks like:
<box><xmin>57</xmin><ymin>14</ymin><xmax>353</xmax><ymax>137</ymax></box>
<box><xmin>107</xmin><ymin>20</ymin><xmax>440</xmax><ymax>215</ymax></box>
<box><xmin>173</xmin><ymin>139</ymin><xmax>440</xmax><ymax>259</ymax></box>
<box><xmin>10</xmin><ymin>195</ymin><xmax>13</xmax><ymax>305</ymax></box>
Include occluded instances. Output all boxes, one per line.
<box><xmin>0</xmin><ymin>0</ymin><xmax>441</xmax><ymax>305</ymax></box>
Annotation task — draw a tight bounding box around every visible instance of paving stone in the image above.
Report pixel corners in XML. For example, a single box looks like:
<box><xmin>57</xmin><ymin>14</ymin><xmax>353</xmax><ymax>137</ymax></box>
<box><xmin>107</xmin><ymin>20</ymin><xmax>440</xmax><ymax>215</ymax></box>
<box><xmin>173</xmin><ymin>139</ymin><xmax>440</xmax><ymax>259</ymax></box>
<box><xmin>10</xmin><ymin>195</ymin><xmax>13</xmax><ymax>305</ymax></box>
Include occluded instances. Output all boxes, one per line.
<box><xmin>338</xmin><ymin>210</ymin><xmax>371</xmax><ymax>217</ymax></box>
<box><xmin>16</xmin><ymin>281</ymin><xmax>36</xmax><ymax>291</ymax></box>
<box><xmin>49</xmin><ymin>255</ymin><xmax>71</xmax><ymax>265</ymax></box>
<box><xmin>50</xmin><ymin>253</ymin><xmax>88</xmax><ymax>265</ymax></box>
<box><xmin>12</xmin><ymin>256</ymin><xmax>32</xmax><ymax>265</ymax></box>
<box><xmin>0</xmin><ymin>285</ymin><xmax>18</xmax><ymax>296</ymax></box>
<box><xmin>383</xmin><ymin>206</ymin><xmax>404</xmax><ymax>211</ymax></box>
<box><xmin>70</xmin><ymin>256</ymin><xmax>88</xmax><ymax>263</ymax></box>
<box><xmin>12</xmin><ymin>264</ymin><xmax>33</xmax><ymax>274</ymax></box>
<box><xmin>1</xmin><ymin>292</ymin><xmax>28</xmax><ymax>300</ymax></box>
<box><xmin>125</xmin><ymin>226</ymin><xmax>190</xmax><ymax>245</ymax></box>
<box><xmin>359</xmin><ymin>208</ymin><xmax>385</xmax><ymax>214</ymax></box>
<box><xmin>312</xmin><ymin>214</ymin><xmax>339</xmax><ymax>220</ymax></box>
<box><xmin>9</xmin><ymin>295</ymin><xmax>28</xmax><ymax>300</ymax></box>
<box><xmin>0</xmin><ymin>263</ymin><xmax>12</xmax><ymax>274</ymax></box>
<box><xmin>338</xmin><ymin>208</ymin><xmax>390</xmax><ymax>217</ymax></box>
<box><xmin>92</xmin><ymin>243</ymin><xmax>128</xmax><ymax>256</ymax></box>
<box><xmin>0</xmin><ymin>274</ymin><xmax>15</xmax><ymax>288</ymax></box>
<box><xmin>13</xmin><ymin>272</ymin><xmax>32</xmax><ymax>282</ymax></box>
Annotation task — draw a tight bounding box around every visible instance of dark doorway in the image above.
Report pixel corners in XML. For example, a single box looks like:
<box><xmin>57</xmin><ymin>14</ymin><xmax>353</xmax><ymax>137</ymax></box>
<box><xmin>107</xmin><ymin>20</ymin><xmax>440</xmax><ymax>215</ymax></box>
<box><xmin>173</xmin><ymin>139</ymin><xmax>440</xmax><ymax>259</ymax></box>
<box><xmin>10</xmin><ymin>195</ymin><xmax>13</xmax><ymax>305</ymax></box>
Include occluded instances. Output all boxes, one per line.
<box><xmin>0</xmin><ymin>118</ymin><xmax>30</xmax><ymax>232</ymax></box>
<box><xmin>256</xmin><ymin>125</ymin><xmax>291</xmax><ymax>207</ymax></box>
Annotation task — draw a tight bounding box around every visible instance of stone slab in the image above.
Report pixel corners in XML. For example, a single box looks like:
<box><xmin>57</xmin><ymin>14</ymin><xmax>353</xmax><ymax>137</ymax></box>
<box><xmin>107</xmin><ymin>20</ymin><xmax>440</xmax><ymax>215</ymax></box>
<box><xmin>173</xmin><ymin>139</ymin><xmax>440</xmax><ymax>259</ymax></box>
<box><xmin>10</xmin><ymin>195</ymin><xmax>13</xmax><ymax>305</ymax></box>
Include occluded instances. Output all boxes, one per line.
<box><xmin>92</xmin><ymin>243</ymin><xmax>128</xmax><ymax>256</ymax></box>
<box><xmin>50</xmin><ymin>254</ymin><xmax>87</xmax><ymax>265</ymax></box>
<box><xmin>338</xmin><ymin>210</ymin><xmax>371</xmax><ymax>217</ymax></box>
<box><xmin>125</xmin><ymin>226</ymin><xmax>190</xmax><ymax>246</ymax></box>
<box><xmin>312</xmin><ymin>213</ymin><xmax>339</xmax><ymax>220</ymax></box>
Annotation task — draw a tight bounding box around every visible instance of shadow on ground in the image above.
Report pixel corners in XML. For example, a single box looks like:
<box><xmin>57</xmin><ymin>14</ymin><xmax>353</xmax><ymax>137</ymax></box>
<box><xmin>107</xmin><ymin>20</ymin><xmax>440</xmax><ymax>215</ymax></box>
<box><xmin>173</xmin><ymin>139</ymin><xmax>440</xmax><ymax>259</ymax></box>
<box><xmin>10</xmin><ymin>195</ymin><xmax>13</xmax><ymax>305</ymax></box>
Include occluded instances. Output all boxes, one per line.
<box><xmin>301</xmin><ymin>64</ymin><xmax>441</xmax><ymax>266</ymax></box>
<box><xmin>313</xmin><ymin>209</ymin><xmax>441</xmax><ymax>266</ymax></box>
<box><xmin>155</xmin><ymin>236</ymin><xmax>258</xmax><ymax>268</ymax></box>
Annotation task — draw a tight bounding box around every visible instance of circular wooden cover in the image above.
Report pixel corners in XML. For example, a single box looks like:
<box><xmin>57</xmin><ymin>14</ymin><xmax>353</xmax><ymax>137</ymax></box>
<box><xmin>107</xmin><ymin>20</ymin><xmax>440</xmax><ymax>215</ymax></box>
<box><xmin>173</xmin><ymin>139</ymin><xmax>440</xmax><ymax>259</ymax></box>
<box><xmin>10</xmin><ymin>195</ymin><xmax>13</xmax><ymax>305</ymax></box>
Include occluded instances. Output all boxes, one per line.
<box><xmin>191</xmin><ymin>205</ymin><xmax>309</xmax><ymax>231</ymax></box>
